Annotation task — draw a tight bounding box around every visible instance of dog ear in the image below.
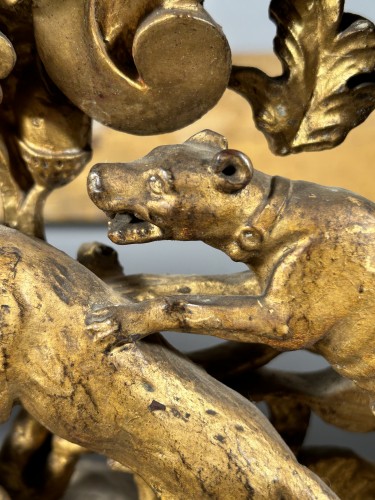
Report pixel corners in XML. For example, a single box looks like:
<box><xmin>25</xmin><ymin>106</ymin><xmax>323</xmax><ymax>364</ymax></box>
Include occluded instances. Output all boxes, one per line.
<box><xmin>185</xmin><ymin>130</ymin><xmax>228</xmax><ymax>151</ymax></box>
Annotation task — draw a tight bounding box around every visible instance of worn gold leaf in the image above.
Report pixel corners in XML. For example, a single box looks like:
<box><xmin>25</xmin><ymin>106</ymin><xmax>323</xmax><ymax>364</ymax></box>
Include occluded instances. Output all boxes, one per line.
<box><xmin>0</xmin><ymin>31</ymin><xmax>16</xmax><ymax>101</ymax></box>
<box><xmin>230</xmin><ymin>0</ymin><xmax>375</xmax><ymax>155</ymax></box>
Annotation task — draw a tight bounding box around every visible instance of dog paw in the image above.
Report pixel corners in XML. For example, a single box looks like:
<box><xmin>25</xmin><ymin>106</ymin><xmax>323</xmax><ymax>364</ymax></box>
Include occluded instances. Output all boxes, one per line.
<box><xmin>85</xmin><ymin>304</ymin><xmax>121</xmax><ymax>342</ymax></box>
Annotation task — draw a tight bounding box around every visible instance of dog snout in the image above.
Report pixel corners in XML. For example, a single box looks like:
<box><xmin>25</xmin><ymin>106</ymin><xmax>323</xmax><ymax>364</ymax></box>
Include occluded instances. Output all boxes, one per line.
<box><xmin>88</xmin><ymin>171</ymin><xmax>102</xmax><ymax>193</ymax></box>
<box><xmin>87</xmin><ymin>164</ymin><xmax>108</xmax><ymax>203</ymax></box>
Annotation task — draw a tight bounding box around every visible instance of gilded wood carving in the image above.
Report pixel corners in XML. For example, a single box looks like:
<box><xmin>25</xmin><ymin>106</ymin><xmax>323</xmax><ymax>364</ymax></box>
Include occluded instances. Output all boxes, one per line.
<box><xmin>88</xmin><ymin>130</ymin><xmax>375</xmax><ymax>408</ymax></box>
<box><xmin>0</xmin><ymin>0</ymin><xmax>374</xmax><ymax>498</ymax></box>
<box><xmin>32</xmin><ymin>0</ymin><xmax>231</xmax><ymax>134</ymax></box>
<box><xmin>0</xmin><ymin>226</ymin><xmax>338</xmax><ymax>499</ymax></box>
<box><xmin>230</xmin><ymin>0</ymin><xmax>375</xmax><ymax>155</ymax></box>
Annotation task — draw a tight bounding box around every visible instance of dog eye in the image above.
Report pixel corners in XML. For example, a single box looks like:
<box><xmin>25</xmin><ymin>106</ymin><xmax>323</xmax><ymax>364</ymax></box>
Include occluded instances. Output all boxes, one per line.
<box><xmin>221</xmin><ymin>164</ymin><xmax>237</xmax><ymax>177</ymax></box>
<box><xmin>148</xmin><ymin>175</ymin><xmax>165</xmax><ymax>195</ymax></box>
<box><xmin>148</xmin><ymin>170</ymin><xmax>173</xmax><ymax>195</ymax></box>
<box><xmin>213</xmin><ymin>150</ymin><xmax>253</xmax><ymax>193</ymax></box>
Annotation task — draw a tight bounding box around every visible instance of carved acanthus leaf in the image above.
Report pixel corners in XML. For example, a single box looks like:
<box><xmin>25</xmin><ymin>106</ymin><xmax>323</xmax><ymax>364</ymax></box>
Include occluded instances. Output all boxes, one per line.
<box><xmin>230</xmin><ymin>0</ymin><xmax>375</xmax><ymax>155</ymax></box>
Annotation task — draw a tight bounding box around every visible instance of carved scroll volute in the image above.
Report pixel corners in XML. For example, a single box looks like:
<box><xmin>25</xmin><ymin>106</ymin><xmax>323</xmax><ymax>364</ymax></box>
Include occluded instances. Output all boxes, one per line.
<box><xmin>32</xmin><ymin>0</ymin><xmax>231</xmax><ymax>135</ymax></box>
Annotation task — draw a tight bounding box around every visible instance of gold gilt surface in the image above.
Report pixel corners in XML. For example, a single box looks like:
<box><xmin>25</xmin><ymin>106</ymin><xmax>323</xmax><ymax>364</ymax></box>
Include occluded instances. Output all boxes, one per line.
<box><xmin>45</xmin><ymin>54</ymin><xmax>375</xmax><ymax>224</ymax></box>
<box><xmin>0</xmin><ymin>0</ymin><xmax>374</xmax><ymax>497</ymax></box>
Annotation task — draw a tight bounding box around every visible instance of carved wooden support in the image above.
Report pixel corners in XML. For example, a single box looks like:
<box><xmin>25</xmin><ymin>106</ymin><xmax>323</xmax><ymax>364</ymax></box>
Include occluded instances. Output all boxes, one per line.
<box><xmin>0</xmin><ymin>410</ymin><xmax>86</xmax><ymax>500</ymax></box>
<box><xmin>299</xmin><ymin>447</ymin><xmax>375</xmax><ymax>500</ymax></box>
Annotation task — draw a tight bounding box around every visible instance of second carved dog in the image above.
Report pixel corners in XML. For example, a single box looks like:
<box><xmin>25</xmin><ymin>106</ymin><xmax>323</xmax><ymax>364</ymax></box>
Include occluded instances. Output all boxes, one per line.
<box><xmin>88</xmin><ymin>130</ymin><xmax>375</xmax><ymax>408</ymax></box>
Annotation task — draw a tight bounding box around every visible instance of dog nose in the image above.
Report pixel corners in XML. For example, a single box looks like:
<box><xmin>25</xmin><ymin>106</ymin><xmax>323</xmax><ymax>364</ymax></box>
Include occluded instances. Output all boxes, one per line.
<box><xmin>87</xmin><ymin>164</ymin><xmax>109</xmax><ymax>202</ymax></box>
<box><xmin>88</xmin><ymin>170</ymin><xmax>103</xmax><ymax>195</ymax></box>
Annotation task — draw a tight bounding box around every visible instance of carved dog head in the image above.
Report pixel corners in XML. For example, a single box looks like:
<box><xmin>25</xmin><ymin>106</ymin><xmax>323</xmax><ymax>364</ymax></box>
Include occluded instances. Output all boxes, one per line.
<box><xmin>88</xmin><ymin>130</ymin><xmax>274</xmax><ymax>262</ymax></box>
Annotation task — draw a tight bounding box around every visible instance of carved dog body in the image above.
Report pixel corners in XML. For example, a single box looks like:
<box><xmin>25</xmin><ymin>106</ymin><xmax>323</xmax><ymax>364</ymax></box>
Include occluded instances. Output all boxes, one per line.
<box><xmin>0</xmin><ymin>225</ymin><xmax>337</xmax><ymax>499</ymax></box>
<box><xmin>88</xmin><ymin>130</ymin><xmax>375</xmax><ymax>404</ymax></box>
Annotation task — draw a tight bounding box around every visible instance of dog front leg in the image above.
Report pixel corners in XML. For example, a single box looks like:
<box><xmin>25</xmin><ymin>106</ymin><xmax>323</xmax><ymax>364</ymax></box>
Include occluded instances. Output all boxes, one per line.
<box><xmin>160</xmin><ymin>294</ymin><xmax>293</xmax><ymax>346</ymax></box>
<box><xmin>93</xmin><ymin>293</ymin><xmax>294</xmax><ymax>349</ymax></box>
<box><xmin>111</xmin><ymin>271</ymin><xmax>261</xmax><ymax>302</ymax></box>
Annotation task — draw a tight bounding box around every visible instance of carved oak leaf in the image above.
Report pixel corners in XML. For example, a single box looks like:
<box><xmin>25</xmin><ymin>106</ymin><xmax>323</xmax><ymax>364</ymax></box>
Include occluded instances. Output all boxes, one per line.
<box><xmin>230</xmin><ymin>0</ymin><xmax>375</xmax><ymax>155</ymax></box>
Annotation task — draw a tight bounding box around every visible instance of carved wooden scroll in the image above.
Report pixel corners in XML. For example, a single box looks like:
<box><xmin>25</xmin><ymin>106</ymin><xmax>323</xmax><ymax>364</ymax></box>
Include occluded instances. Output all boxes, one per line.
<box><xmin>33</xmin><ymin>0</ymin><xmax>231</xmax><ymax>134</ymax></box>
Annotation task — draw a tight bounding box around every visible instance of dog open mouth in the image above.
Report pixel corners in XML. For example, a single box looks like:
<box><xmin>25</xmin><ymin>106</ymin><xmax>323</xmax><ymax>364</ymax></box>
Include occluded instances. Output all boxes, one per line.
<box><xmin>105</xmin><ymin>211</ymin><xmax>163</xmax><ymax>244</ymax></box>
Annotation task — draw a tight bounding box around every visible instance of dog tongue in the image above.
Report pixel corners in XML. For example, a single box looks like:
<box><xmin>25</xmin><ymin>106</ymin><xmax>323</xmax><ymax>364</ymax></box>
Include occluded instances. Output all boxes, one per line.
<box><xmin>115</xmin><ymin>213</ymin><xmax>132</xmax><ymax>224</ymax></box>
<box><xmin>108</xmin><ymin>212</ymin><xmax>132</xmax><ymax>235</ymax></box>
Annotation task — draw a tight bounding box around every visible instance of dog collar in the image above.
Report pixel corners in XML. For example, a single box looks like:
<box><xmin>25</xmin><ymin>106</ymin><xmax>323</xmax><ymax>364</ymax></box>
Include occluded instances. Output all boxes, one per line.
<box><xmin>255</xmin><ymin>176</ymin><xmax>292</xmax><ymax>236</ymax></box>
<box><xmin>240</xmin><ymin>176</ymin><xmax>292</xmax><ymax>250</ymax></box>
